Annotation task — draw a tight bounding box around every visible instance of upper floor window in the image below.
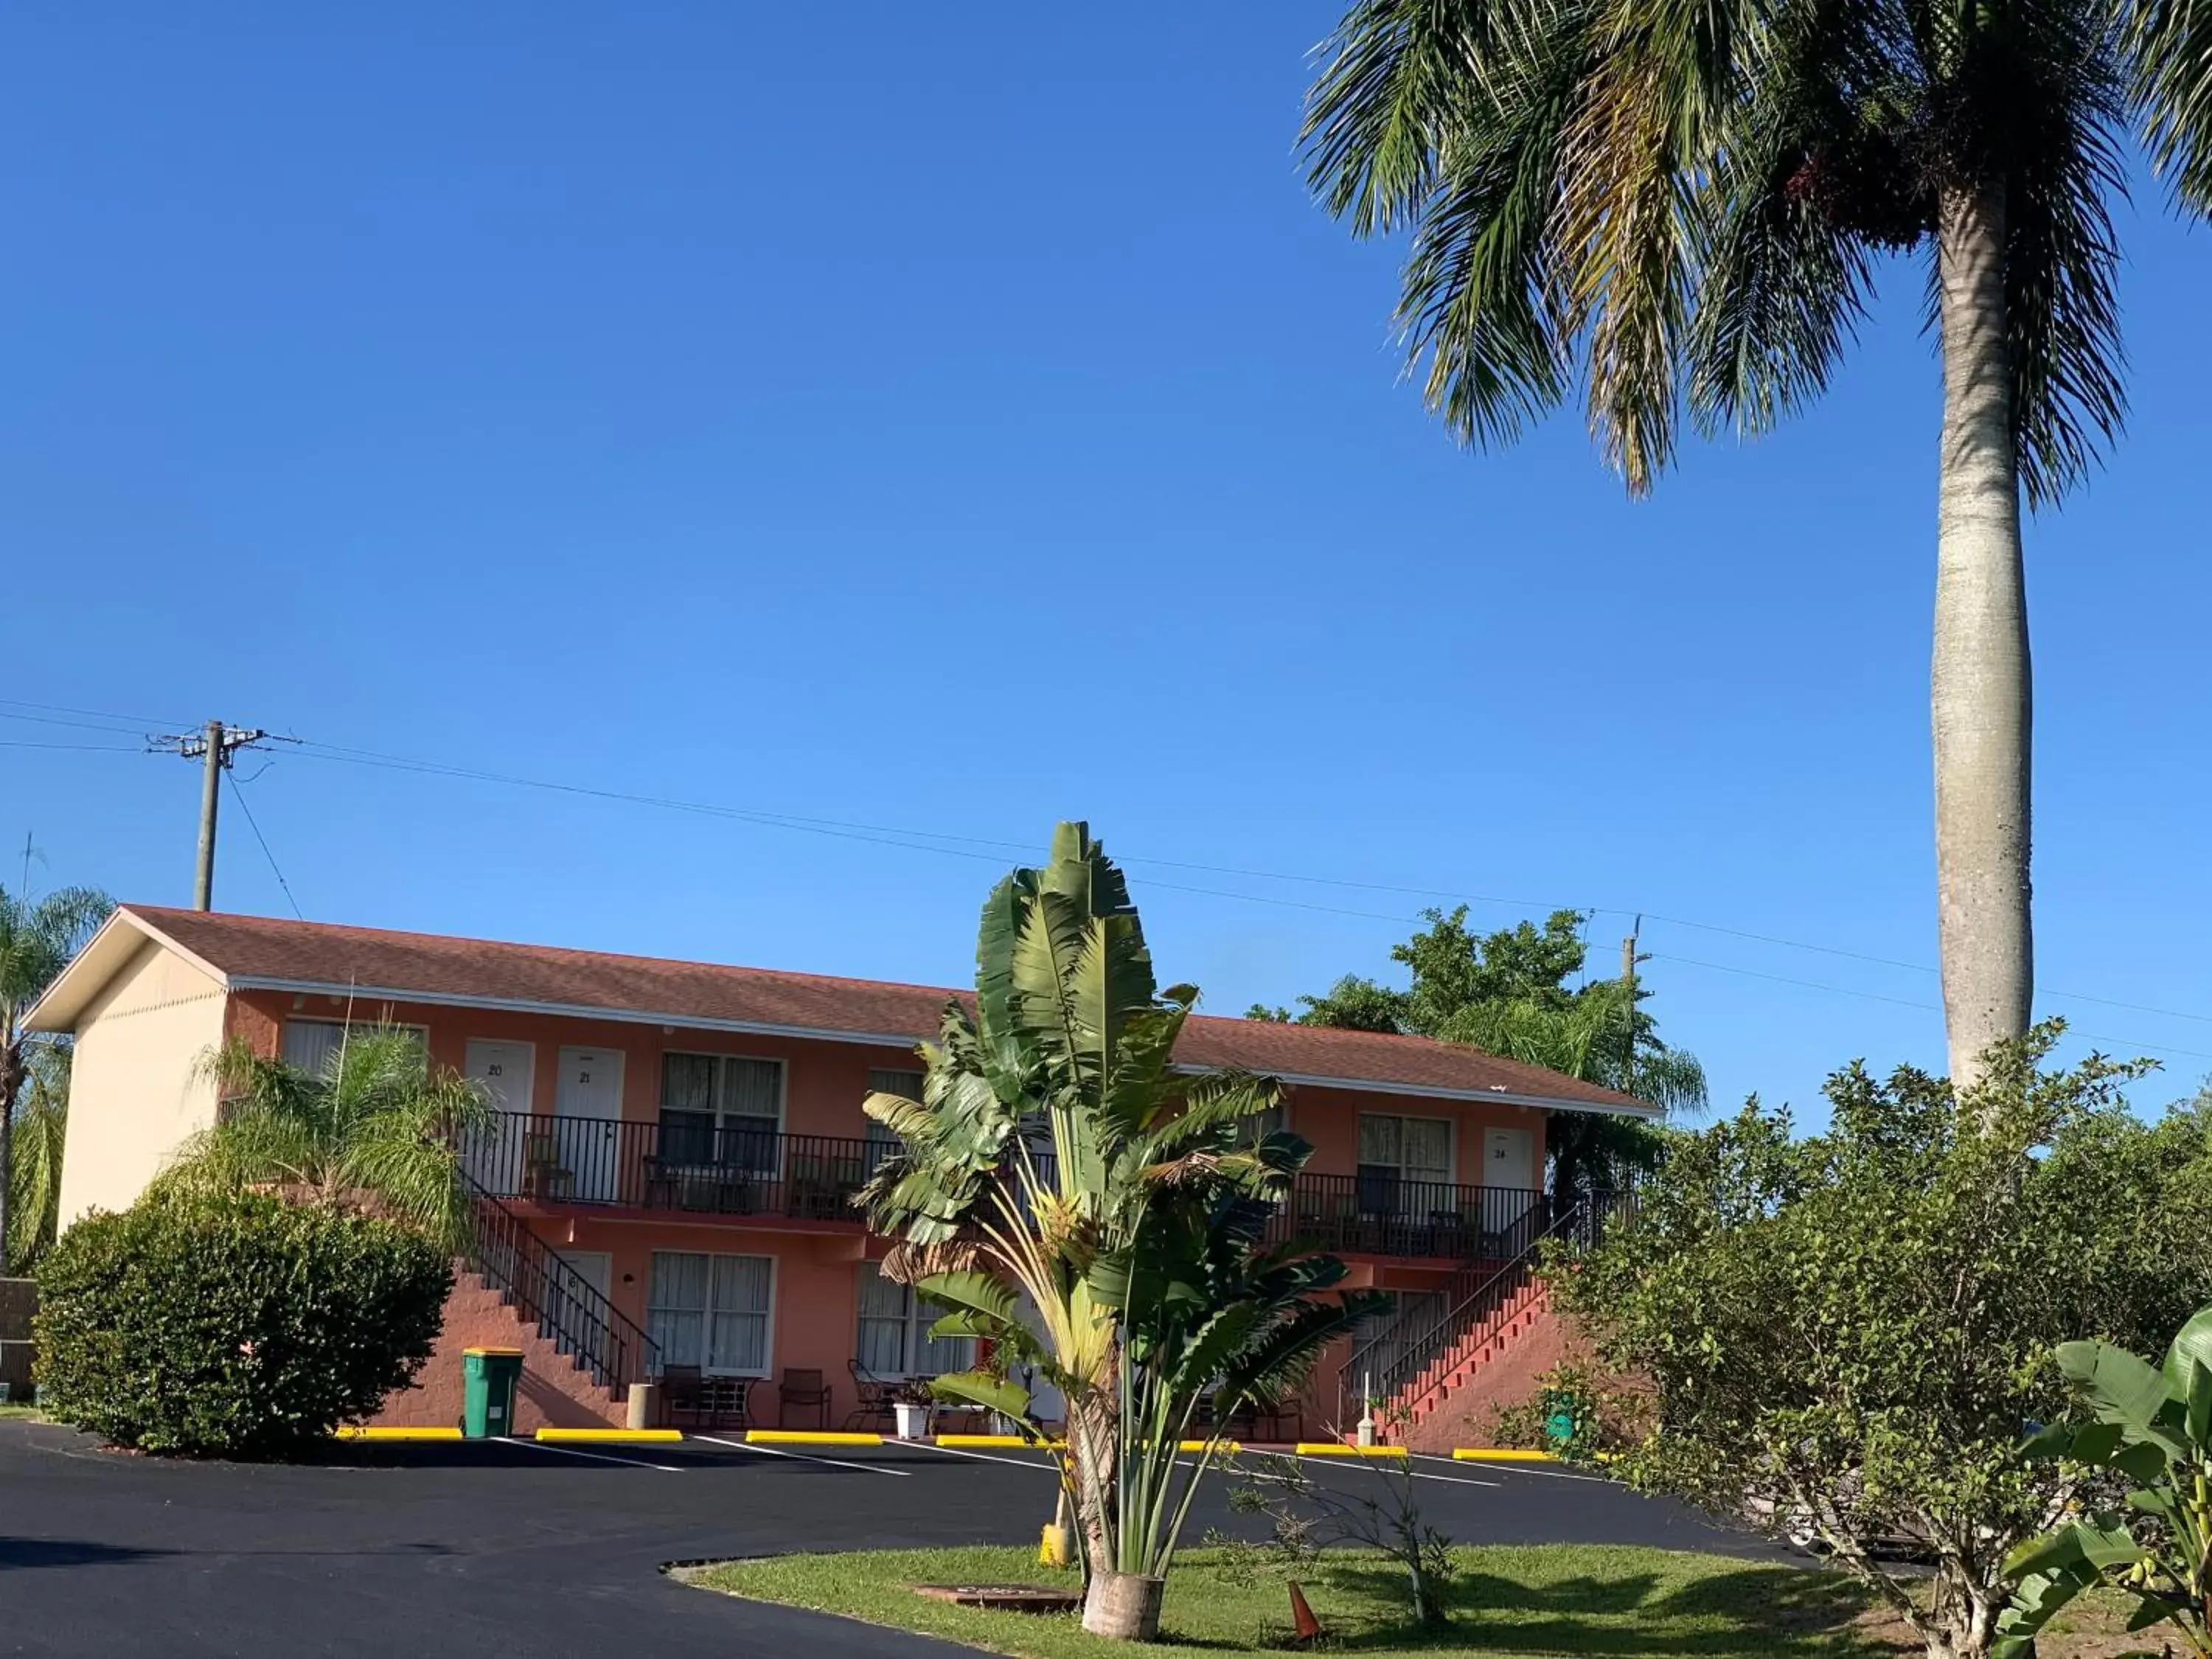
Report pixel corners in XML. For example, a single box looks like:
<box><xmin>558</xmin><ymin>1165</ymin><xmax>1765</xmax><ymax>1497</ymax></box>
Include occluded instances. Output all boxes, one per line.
<box><xmin>1357</xmin><ymin>1113</ymin><xmax>1452</xmax><ymax>1215</ymax></box>
<box><xmin>659</xmin><ymin>1053</ymin><xmax>782</xmax><ymax>1170</ymax></box>
<box><xmin>280</xmin><ymin>1019</ymin><xmax>426</xmax><ymax>1081</ymax></box>
<box><xmin>863</xmin><ymin>1068</ymin><xmax>924</xmax><ymax>1172</ymax></box>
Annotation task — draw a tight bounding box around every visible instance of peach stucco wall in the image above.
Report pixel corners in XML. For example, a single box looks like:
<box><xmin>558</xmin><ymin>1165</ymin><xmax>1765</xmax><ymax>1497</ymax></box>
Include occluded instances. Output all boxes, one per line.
<box><xmin>227</xmin><ymin>987</ymin><xmax>1564</xmax><ymax>1433</ymax></box>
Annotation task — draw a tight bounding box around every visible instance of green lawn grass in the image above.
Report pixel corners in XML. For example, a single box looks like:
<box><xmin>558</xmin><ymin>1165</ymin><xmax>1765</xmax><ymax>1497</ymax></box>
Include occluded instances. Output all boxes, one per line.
<box><xmin>681</xmin><ymin>1543</ymin><xmax>1899</xmax><ymax>1658</ymax></box>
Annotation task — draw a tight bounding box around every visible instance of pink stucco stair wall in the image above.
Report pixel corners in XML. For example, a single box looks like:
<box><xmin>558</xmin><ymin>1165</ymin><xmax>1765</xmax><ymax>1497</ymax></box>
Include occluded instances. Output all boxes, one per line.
<box><xmin>1394</xmin><ymin>1290</ymin><xmax>1579</xmax><ymax>1455</ymax></box>
<box><xmin>369</xmin><ymin>1270</ymin><xmax>626</xmax><ymax>1433</ymax></box>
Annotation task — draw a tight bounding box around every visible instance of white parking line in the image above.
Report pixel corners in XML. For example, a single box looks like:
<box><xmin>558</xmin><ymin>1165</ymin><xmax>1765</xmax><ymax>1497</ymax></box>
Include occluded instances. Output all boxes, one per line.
<box><xmin>511</xmin><ymin>1437</ymin><xmax>683</xmax><ymax>1472</ymax></box>
<box><xmin>687</xmin><ymin>1433</ymin><xmax>911</xmax><ymax>1476</ymax></box>
<box><xmin>905</xmin><ymin>1440</ymin><xmax>1062</xmax><ymax>1473</ymax></box>
<box><xmin>1276</xmin><ymin>1453</ymin><xmax>1500</xmax><ymax>1489</ymax></box>
<box><xmin>1412</xmin><ymin>1452</ymin><xmax>1610</xmax><ymax>1485</ymax></box>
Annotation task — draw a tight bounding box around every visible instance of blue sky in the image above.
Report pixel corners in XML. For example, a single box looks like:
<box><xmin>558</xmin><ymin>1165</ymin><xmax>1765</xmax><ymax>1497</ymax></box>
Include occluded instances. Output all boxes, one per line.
<box><xmin>4</xmin><ymin>2</ymin><xmax>2208</xmax><ymax>1126</ymax></box>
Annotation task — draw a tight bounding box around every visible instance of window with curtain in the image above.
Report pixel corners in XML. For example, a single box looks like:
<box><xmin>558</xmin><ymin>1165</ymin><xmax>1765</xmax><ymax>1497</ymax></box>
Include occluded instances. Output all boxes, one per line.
<box><xmin>658</xmin><ymin>1054</ymin><xmax>783</xmax><ymax>1170</ymax></box>
<box><xmin>855</xmin><ymin>1262</ymin><xmax>973</xmax><ymax>1378</ymax></box>
<box><xmin>280</xmin><ymin>1020</ymin><xmax>426</xmax><ymax>1079</ymax></box>
<box><xmin>1356</xmin><ymin>1113</ymin><xmax>1453</xmax><ymax>1215</ymax></box>
<box><xmin>648</xmin><ymin>1251</ymin><xmax>773</xmax><ymax>1374</ymax></box>
<box><xmin>863</xmin><ymin>1068</ymin><xmax>922</xmax><ymax>1177</ymax></box>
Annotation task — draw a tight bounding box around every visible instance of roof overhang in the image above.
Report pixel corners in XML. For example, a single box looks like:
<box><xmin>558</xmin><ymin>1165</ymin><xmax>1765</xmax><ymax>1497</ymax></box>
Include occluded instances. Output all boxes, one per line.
<box><xmin>24</xmin><ymin>908</ymin><xmax>229</xmax><ymax>1032</ymax></box>
<box><xmin>29</xmin><ymin>908</ymin><xmax>1659</xmax><ymax>1119</ymax></box>
<box><xmin>227</xmin><ymin>975</ymin><xmax>1659</xmax><ymax>1115</ymax></box>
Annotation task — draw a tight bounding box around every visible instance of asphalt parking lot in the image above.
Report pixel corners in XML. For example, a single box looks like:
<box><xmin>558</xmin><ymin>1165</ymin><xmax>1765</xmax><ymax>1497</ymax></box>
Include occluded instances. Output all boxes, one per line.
<box><xmin>0</xmin><ymin>1422</ymin><xmax>1778</xmax><ymax>1657</ymax></box>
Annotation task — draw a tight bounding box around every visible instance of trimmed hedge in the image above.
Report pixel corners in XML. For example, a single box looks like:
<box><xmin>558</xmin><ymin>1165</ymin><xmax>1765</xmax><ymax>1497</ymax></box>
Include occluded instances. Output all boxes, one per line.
<box><xmin>34</xmin><ymin>1191</ymin><xmax>451</xmax><ymax>1456</ymax></box>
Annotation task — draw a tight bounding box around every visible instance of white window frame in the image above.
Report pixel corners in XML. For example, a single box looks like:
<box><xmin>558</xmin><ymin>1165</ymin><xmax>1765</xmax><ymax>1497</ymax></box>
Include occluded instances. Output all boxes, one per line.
<box><xmin>855</xmin><ymin>1263</ymin><xmax>975</xmax><ymax>1380</ymax></box>
<box><xmin>647</xmin><ymin>1250</ymin><xmax>776</xmax><ymax>1378</ymax></box>
<box><xmin>1356</xmin><ymin>1113</ymin><xmax>1456</xmax><ymax>1186</ymax></box>
<box><xmin>279</xmin><ymin>1018</ymin><xmax>430</xmax><ymax>1075</ymax></box>
<box><xmin>657</xmin><ymin>1051</ymin><xmax>786</xmax><ymax>1172</ymax></box>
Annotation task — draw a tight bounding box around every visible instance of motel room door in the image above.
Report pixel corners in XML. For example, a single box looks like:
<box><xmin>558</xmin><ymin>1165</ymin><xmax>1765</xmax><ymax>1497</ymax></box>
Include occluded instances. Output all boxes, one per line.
<box><xmin>1481</xmin><ymin>1126</ymin><xmax>1540</xmax><ymax>1251</ymax></box>
<box><xmin>547</xmin><ymin>1250</ymin><xmax>613</xmax><ymax>1358</ymax></box>
<box><xmin>553</xmin><ymin>1046</ymin><xmax>625</xmax><ymax>1203</ymax></box>
<box><xmin>462</xmin><ymin>1040</ymin><xmax>535</xmax><ymax>1195</ymax></box>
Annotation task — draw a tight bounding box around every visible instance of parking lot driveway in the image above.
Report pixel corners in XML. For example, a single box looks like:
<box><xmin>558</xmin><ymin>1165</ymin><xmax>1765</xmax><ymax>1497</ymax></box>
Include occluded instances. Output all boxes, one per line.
<box><xmin>0</xmin><ymin>1424</ymin><xmax>1773</xmax><ymax>1658</ymax></box>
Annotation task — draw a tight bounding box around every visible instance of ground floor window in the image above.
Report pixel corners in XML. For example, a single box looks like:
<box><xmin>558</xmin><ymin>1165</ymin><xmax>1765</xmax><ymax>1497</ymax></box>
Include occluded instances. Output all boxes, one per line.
<box><xmin>855</xmin><ymin>1263</ymin><xmax>973</xmax><ymax>1378</ymax></box>
<box><xmin>648</xmin><ymin>1251</ymin><xmax>773</xmax><ymax>1375</ymax></box>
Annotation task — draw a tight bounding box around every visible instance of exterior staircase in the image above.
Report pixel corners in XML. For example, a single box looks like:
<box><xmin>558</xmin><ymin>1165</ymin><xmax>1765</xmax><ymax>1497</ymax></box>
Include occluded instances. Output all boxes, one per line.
<box><xmin>1343</xmin><ymin>1192</ymin><xmax>1625</xmax><ymax>1453</ymax></box>
<box><xmin>369</xmin><ymin>1179</ymin><xmax>658</xmax><ymax>1433</ymax></box>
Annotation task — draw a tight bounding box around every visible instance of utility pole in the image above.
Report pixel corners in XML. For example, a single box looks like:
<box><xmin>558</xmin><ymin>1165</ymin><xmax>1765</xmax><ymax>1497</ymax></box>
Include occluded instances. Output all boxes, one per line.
<box><xmin>1621</xmin><ymin>917</ymin><xmax>1643</xmax><ymax>1096</ymax></box>
<box><xmin>150</xmin><ymin>721</ymin><xmax>276</xmax><ymax>911</ymax></box>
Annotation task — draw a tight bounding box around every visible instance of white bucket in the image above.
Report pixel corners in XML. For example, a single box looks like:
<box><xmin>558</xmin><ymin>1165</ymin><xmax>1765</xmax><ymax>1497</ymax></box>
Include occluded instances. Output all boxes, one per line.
<box><xmin>894</xmin><ymin>1401</ymin><xmax>929</xmax><ymax>1440</ymax></box>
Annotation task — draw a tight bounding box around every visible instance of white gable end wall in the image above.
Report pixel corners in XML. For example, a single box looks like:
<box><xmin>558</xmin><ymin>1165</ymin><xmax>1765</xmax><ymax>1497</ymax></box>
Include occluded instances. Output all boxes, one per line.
<box><xmin>56</xmin><ymin>940</ymin><xmax>228</xmax><ymax>1227</ymax></box>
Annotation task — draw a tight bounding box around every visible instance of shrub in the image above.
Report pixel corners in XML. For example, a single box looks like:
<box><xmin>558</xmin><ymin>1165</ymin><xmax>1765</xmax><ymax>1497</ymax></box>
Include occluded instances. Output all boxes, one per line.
<box><xmin>34</xmin><ymin>1190</ymin><xmax>450</xmax><ymax>1456</ymax></box>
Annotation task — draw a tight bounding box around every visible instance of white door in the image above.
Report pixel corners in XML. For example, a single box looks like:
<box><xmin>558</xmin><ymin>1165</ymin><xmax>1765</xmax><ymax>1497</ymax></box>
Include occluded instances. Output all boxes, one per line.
<box><xmin>547</xmin><ymin>1251</ymin><xmax>613</xmax><ymax>1362</ymax></box>
<box><xmin>462</xmin><ymin>1040</ymin><xmax>535</xmax><ymax>1195</ymax></box>
<box><xmin>554</xmin><ymin>1046</ymin><xmax>625</xmax><ymax>1203</ymax></box>
<box><xmin>1482</xmin><ymin>1126</ymin><xmax>1538</xmax><ymax>1248</ymax></box>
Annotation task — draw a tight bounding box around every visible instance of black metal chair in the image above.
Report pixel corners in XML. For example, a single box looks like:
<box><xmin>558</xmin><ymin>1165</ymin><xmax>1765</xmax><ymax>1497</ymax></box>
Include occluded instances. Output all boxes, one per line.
<box><xmin>846</xmin><ymin>1359</ymin><xmax>900</xmax><ymax>1432</ymax></box>
<box><xmin>779</xmin><ymin>1367</ymin><xmax>832</xmax><ymax>1429</ymax></box>
<box><xmin>661</xmin><ymin>1363</ymin><xmax>707</xmax><ymax>1427</ymax></box>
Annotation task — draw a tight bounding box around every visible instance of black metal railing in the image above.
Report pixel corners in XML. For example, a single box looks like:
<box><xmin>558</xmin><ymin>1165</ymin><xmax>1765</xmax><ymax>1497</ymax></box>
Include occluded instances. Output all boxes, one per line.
<box><xmin>459</xmin><ymin>1113</ymin><xmax>898</xmax><ymax>1223</ymax></box>
<box><xmin>461</xmin><ymin>1110</ymin><xmax>1577</xmax><ymax>1265</ymax></box>
<box><xmin>1267</xmin><ymin>1175</ymin><xmax>1551</xmax><ymax>1262</ymax></box>
<box><xmin>1338</xmin><ymin>1188</ymin><xmax>1633</xmax><ymax>1426</ymax></box>
<box><xmin>464</xmin><ymin>1174</ymin><xmax>658</xmax><ymax>1397</ymax></box>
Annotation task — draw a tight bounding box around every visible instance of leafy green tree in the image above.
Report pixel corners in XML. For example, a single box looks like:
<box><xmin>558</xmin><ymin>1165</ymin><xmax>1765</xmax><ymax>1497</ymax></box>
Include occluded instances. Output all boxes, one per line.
<box><xmin>0</xmin><ymin>881</ymin><xmax>111</xmax><ymax>1271</ymax></box>
<box><xmin>1996</xmin><ymin>1304</ymin><xmax>2212</xmax><ymax>1658</ymax></box>
<box><xmin>1253</xmin><ymin>906</ymin><xmax>1705</xmax><ymax>1197</ymax></box>
<box><xmin>8</xmin><ymin>1044</ymin><xmax>71</xmax><ymax>1273</ymax></box>
<box><xmin>157</xmin><ymin>1027</ymin><xmax>493</xmax><ymax>1251</ymax></box>
<box><xmin>861</xmin><ymin>823</ymin><xmax>1381</xmax><ymax>1641</ymax></box>
<box><xmin>1554</xmin><ymin>1024</ymin><xmax>2212</xmax><ymax>1659</ymax></box>
<box><xmin>1303</xmin><ymin>0</ymin><xmax>2212</xmax><ymax>1087</ymax></box>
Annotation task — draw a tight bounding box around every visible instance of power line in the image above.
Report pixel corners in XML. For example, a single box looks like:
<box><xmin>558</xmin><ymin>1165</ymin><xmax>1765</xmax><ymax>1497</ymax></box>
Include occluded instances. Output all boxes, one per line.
<box><xmin>0</xmin><ymin>739</ymin><xmax>144</xmax><ymax>754</ymax></box>
<box><xmin>1652</xmin><ymin>951</ymin><xmax>2212</xmax><ymax>1062</ymax></box>
<box><xmin>10</xmin><ymin>698</ymin><xmax>2208</xmax><ymax>1039</ymax></box>
<box><xmin>0</xmin><ymin>696</ymin><xmax>190</xmax><ymax>730</ymax></box>
<box><xmin>225</xmin><ymin>772</ymin><xmax>305</xmax><ymax>922</ymax></box>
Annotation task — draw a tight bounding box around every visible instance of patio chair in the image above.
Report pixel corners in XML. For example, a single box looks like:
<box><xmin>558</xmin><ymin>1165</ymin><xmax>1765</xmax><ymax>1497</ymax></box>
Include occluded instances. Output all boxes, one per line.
<box><xmin>661</xmin><ymin>1363</ymin><xmax>707</xmax><ymax>1428</ymax></box>
<box><xmin>778</xmin><ymin>1366</ymin><xmax>832</xmax><ymax>1430</ymax></box>
<box><xmin>845</xmin><ymin>1359</ymin><xmax>900</xmax><ymax>1433</ymax></box>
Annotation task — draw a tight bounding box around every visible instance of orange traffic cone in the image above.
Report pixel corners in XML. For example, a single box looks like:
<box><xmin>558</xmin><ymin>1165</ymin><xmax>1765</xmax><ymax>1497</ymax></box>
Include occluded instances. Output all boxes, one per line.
<box><xmin>1287</xmin><ymin>1580</ymin><xmax>1324</xmax><ymax>1646</ymax></box>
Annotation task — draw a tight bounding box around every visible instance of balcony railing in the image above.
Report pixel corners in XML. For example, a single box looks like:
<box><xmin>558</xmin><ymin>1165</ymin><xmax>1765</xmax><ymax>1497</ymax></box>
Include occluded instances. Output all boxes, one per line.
<box><xmin>459</xmin><ymin>1112</ymin><xmax>894</xmax><ymax>1224</ymax></box>
<box><xmin>1265</xmin><ymin>1174</ymin><xmax>1551</xmax><ymax>1262</ymax></box>
<box><xmin>459</xmin><ymin>1110</ymin><xmax>1549</xmax><ymax>1261</ymax></box>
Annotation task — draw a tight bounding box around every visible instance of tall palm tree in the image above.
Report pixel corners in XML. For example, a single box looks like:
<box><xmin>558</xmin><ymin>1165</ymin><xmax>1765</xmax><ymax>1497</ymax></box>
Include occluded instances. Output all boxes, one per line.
<box><xmin>8</xmin><ymin>1044</ymin><xmax>72</xmax><ymax>1273</ymax></box>
<box><xmin>158</xmin><ymin>1027</ymin><xmax>493</xmax><ymax>1251</ymax></box>
<box><xmin>1304</xmin><ymin>0</ymin><xmax>2212</xmax><ymax>1085</ymax></box>
<box><xmin>0</xmin><ymin>883</ymin><xmax>111</xmax><ymax>1270</ymax></box>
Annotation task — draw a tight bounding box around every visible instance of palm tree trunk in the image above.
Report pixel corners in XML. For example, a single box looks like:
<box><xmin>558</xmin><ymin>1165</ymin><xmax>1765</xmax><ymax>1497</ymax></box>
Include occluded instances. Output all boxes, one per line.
<box><xmin>0</xmin><ymin>1038</ymin><xmax>21</xmax><ymax>1276</ymax></box>
<box><xmin>1932</xmin><ymin>180</ymin><xmax>2033</xmax><ymax>1094</ymax></box>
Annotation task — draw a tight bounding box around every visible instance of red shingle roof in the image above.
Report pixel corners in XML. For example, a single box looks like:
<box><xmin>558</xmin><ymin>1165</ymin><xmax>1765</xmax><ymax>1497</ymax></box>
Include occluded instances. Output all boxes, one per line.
<box><xmin>109</xmin><ymin>905</ymin><xmax>1653</xmax><ymax>1115</ymax></box>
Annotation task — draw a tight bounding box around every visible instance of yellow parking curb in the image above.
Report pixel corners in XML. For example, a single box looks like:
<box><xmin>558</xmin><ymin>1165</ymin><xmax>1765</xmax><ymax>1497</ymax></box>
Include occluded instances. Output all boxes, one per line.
<box><xmin>1295</xmin><ymin>1442</ymin><xmax>1409</xmax><ymax>1458</ymax></box>
<box><xmin>936</xmin><ymin>1433</ymin><xmax>1065</xmax><ymax>1448</ymax></box>
<box><xmin>1453</xmin><ymin>1447</ymin><xmax>1557</xmax><ymax>1462</ymax></box>
<box><xmin>335</xmin><ymin>1426</ymin><xmax>463</xmax><ymax>1441</ymax></box>
<box><xmin>1181</xmin><ymin>1440</ymin><xmax>1240</xmax><ymax>1453</ymax></box>
<box><xmin>536</xmin><ymin>1428</ymin><xmax>686</xmax><ymax>1443</ymax></box>
<box><xmin>745</xmin><ymin>1430</ymin><xmax>884</xmax><ymax>1446</ymax></box>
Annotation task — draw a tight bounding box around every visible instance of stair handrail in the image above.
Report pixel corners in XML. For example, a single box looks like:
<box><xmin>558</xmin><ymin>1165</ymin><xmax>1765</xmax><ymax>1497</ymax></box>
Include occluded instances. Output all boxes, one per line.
<box><xmin>1341</xmin><ymin>1189</ymin><xmax>1630</xmax><ymax>1426</ymax></box>
<box><xmin>462</xmin><ymin>1172</ymin><xmax>659</xmax><ymax>1396</ymax></box>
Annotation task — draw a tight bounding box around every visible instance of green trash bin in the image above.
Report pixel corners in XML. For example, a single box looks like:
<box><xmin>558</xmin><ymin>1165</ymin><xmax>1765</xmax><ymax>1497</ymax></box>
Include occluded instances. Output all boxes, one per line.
<box><xmin>462</xmin><ymin>1346</ymin><xmax>525</xmax><ymax>1439</ymax></box>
